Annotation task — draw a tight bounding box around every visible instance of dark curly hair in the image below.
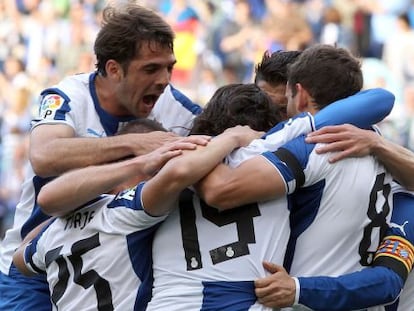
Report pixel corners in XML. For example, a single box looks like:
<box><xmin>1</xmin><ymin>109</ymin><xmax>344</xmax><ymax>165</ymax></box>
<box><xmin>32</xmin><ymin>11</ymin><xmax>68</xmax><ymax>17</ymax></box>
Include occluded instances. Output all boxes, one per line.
<box><xmin>190</xmin><ymin>83</ymin><xmax>282</xmax><ymax>136</ymax></box>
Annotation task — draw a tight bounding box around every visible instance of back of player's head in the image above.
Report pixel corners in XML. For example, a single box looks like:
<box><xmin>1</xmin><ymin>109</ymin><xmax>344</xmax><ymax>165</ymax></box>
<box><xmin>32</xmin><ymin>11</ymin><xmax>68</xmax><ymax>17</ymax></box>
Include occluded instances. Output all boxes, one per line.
<box><xmin>117</xmin><ymin>119</ymin><xmax>166</xmax><ymax>135</ymax></box>
<box><xmin>94</xmin><ymin>2</ymin><xmax>174</xmax><ymax>76</ymax></box>
<box><xmin>190</xmin><ymin>83</ymin><xmax>282</xmax><ymax>136</ymax></box>
<box><xmin>254</xmin><ymin>50</ymin><xmax>302</xmax><ymax>87</ymax></box>
<box><xmin>287</xmin><ymin>44</ymin><xmax>363</xmax><ymax>110</ymax></box>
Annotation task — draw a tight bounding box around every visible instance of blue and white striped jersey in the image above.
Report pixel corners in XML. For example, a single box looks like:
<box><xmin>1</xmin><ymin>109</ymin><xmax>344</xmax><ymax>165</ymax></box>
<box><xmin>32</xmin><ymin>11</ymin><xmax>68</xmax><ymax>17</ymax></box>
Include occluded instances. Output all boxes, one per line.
<box><xmin>147</xmin><ymin>189</ymin><xmax>290</xmax><ymax>311</ymax></box>
<box><xmin>263</xmin><ymin>136</ymin><xmax>393</xmax><ymax>278</ymax></box>
<box><xmin>23</xmin><ymin>185</ymin><xmax>167</xmax><ymax>311</ymax></box>
<box><xmin>0</xmin><ymin>73</ymin><xmax>200</xmax><ymax>275</ymax></box>
<box><xmin>294</xmin><ymin>186</ymin><xmax>414</xmax><ymax>311</ymax></box>
<box><xmin>0</xmin><ymin>72</ymin><xmax>135</xmax><ymax>276</ymax></box>
<box><xmin>0</xmin><ymin>72</ymin><xmax>200</xmax><ymax>310</ymax></box>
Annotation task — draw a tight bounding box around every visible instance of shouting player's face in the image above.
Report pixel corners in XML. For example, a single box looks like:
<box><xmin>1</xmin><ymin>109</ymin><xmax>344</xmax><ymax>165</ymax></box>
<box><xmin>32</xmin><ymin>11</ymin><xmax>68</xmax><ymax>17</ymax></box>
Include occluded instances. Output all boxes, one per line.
<box><xmin>116</xmin><ymin>42</ymin><xmax>176</xmax><ymax>118</ymax></box>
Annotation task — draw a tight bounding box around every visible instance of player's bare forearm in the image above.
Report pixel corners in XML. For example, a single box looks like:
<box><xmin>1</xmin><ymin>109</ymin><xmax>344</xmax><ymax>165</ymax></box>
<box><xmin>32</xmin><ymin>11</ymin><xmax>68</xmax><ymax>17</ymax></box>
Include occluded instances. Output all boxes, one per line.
<box><xmin>38</xmin><ymin>158</ymin><xmax>143</xmax><ymax>216</ymax></box>
<box><xmin>30</xmin><ymin>123</ymin><xmax>179</xmax><ymax>177</ymax></box>
<box><xmin>142</xmin><ymin>126</ymin><xmax>262</xmax><ymax>216</ymax></box>
<box><xmin>198</xmin><ymin>155</ymin><xmax>285</xmax><ymax>210</ymax></box>
<box><xmin>371</xmin><ymin>136</ymin><xmax>414</xmax><ymax>190</ymax></box>
<box><xmin>306</xmin><ymin>124</ymin><xmax>414</xmax><ymax>190</ymax></box>
<box><xmin>39</xmin><ymin>136</ymin><xmax>211</xmax><ymax>216</ymax></box>
<box><xmin>13</xmin><ymin>219</ymin><xmax>53</xmax><ymax>276</ymax></box>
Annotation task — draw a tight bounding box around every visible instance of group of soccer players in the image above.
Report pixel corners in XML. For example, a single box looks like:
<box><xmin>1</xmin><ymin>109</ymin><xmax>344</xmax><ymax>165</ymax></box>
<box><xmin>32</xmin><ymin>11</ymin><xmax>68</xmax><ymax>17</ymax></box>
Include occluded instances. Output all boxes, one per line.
<box><xmin>0</xmin><ymin>2</ymin><xmax>414</xmax><ymax>311</ymax></box>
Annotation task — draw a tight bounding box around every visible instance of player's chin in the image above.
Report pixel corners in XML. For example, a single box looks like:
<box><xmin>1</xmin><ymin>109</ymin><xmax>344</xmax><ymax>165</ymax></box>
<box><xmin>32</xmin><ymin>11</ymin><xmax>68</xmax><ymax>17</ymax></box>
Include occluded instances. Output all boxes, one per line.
<box><xmin>136</xmin><ymin>104</ymin><xmax>155</xmax><ymax>117</ymax></box>
<box><xmin>138</xmin><ymin>110</ymin><xmax>152</xmax><ymax>118</ymax></box>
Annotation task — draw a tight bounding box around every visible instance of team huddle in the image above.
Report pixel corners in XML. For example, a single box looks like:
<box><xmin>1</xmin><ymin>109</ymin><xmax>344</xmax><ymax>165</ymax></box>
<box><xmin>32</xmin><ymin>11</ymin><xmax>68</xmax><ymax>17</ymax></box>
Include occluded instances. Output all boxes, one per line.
<box><xmin>0</xmin><ymin>2</ymin><xmax>413</xmax><ymax>311</ymax></box>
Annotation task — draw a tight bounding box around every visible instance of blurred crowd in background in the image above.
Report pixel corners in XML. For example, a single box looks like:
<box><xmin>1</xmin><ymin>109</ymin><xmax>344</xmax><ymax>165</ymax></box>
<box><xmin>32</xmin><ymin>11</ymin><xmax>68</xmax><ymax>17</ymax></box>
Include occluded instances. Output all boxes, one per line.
<box><xmin>1</xmin><ymin>0</ymin><xmax>414</xmax><ymax>237</ymax></box>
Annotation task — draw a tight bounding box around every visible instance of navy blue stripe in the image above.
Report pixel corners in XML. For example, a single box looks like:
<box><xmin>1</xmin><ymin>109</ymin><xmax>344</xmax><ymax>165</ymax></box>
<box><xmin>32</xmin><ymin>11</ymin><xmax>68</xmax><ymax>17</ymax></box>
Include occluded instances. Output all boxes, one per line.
<box><xmin>201</xmin><ymin>281</ymin><xmax>256</xmax><ymax>310</ymax></box>
<box><xmin>170</xmin><ymin>84</ymin><xmax>202</xmax><ymax>115</ymax></box>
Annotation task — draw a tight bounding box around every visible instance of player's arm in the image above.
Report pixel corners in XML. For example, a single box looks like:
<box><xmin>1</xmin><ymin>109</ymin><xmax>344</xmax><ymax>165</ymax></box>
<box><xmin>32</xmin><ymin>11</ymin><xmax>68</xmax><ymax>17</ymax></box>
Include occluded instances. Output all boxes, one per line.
<box><xmin>29</xmin><ymin>123</ymin><xmax>180</xmax><ymax>178</ymax></box>
<box><xmin>13</xmin><ymin>219</ymin><xmax>53</xmax><ymax>276</ymax></box>
<box><xmin>38</xmin><ymin>136</ymin><xmax>211</xmax><ymax>216</ymax></box>
<box><xmin>255</xmin><ymin>262</ymin><xmax>403</xmax><ymax>310</ymax></box>
<box><xmin>141</xmin><ymin>126</ymin><xmax>264</xmax><ymax>216</ymax></box>
<box><xmin>198</xmin><ymin>88</ymin><xmax>393</xmax><ymax>209</ymax></box>
<box><xmin>258</xmin><ymin>264</ymin><xmax>403</xmax><ymax>310</ymax></box>
<box><xmin>313</xmin><ymin>88</ymin><xmax>394</xmax><ymax>129</ymax></box>
<box><xmin>305</xmin><ymin>124</ymin><xmax>414</xmax><ymax>191</ymax></box>
<box><xmin>197</xmin><ymin>150</ymin><xmax>288</xmax><ymax>210</ymax></box>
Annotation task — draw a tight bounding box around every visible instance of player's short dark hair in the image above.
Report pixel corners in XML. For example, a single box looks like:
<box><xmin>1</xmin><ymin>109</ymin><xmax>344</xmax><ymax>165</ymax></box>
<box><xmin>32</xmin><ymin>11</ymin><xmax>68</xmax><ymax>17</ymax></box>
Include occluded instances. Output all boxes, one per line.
<box><xmin>94</xmin><ymin>3</ymin><xmax>174</xmax><ymax>76</ymax></box>
<box><xmin>254</xmin><ymin>50</ymin><xmax>302</xmax><ymax>86</ymax></box>
<box><xmin>287</xmin><ymin>44</ymin><xmax>363</xmax><ymax>109</ymax></box>
<box><xmin>190</xmin><ymin>83</ymin><xmax>282</xmax><ymax>136</ymax></box>
<box><xmin>117</xmin><ymin>119</ymin><xmax>166</xmax><ymax>135</ymax></box>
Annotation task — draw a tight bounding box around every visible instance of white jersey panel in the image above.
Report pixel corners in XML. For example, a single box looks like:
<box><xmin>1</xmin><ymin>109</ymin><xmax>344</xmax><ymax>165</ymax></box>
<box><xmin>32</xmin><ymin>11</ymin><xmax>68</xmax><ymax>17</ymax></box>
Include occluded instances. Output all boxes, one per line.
<box><xmin>25</xmin><ymin>194</ymin><xmax>166</xmax><ymax>311</ymax></box>
<box><xmin>263</xmin><ymin>138</ymin><xmax>393</xmax><ymax>280</ymax></box>
<box><xmin>148</xmin><ymin>84</ymin><xmax>202</xmax><ymax>136</ymax></box>
<box><xmin>226</xmin><ymin>113</ymin><xmax>315</xmax><ymax>168</ymax></box>
<box><xmin>291</xmin><ymin>148</ymin><xmax>393</xmax><ymax>277</ymax></box>
<box><xmin>147</xmin><ymin>191</ymin><xmax>290</xmax><ymax>311</ymax></box>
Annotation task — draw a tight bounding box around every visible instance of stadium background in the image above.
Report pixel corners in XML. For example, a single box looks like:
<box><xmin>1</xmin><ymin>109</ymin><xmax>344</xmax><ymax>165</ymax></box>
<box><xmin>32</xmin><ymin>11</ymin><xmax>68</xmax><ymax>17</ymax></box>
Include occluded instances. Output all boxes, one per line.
<box><xmin>0</xmin><ymin>0</ymin><xmax>413</xmax><ymax>238</ymax></box>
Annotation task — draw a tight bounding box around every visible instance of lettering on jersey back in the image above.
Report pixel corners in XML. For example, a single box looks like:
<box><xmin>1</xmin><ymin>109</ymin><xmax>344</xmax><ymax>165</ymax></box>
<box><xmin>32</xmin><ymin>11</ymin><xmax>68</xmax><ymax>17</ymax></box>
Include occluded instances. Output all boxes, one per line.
<box><xmin>64</xmin><ymin>210</ymin><xmax>95</xmax><ymax>230</ymax></box>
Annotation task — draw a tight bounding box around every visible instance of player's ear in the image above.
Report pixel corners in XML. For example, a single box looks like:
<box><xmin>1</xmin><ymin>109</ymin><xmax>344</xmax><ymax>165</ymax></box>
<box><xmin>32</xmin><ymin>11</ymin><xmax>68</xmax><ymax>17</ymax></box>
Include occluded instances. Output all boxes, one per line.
<box><xmin>296</xmin><ymin>83</ymin><xmax>312</xmax><ymax>112</ymax></box>
<box><xmin>105</xmin><ymin>59</ymin><xmax>123</xmax><ymax>82</ymax></box>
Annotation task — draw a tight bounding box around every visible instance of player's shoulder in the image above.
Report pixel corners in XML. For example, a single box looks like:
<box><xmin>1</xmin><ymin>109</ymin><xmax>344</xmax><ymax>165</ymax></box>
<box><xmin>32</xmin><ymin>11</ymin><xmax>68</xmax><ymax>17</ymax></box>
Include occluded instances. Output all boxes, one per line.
<box><xmin>156</xmin><ymin>84</ymin><xmax>202</xmax><ymax>114</ymax></box>
<box><xmin>56</xmin><ymin>72</ymin><xmax>92</xmax><ymax>93</ymax></box>
<box><xmin>38</xmin><ymin>72</ymin><xmax>94</xmax><ymax>115</ymax></box>
<box><xmin>274</xmin><ymin>134</ymin><xmax>316</xmax><ymax>168</ymax></box>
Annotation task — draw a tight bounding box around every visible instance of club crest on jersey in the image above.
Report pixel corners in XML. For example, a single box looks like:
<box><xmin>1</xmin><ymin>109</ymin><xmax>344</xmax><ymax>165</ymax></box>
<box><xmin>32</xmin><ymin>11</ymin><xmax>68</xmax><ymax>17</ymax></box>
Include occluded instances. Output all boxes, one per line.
<box><xmin>40</xmin><ymin>94</ymin><xmax>64</xmax><ymax>119</ymax></box>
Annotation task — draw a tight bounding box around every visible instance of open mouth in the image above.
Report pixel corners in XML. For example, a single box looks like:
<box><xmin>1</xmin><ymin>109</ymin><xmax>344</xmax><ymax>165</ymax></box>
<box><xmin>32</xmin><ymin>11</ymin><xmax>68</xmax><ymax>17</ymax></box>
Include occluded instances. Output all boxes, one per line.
<box><xmin>142</xmin><ymin>94</ymin><xmax>159</xmax><ymax>106</ymax></box>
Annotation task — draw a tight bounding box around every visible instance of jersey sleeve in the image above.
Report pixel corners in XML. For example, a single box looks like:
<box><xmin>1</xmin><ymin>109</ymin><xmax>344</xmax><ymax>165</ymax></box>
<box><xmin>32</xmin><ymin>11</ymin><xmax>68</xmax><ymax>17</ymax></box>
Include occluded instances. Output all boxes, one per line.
<box><xmin>105</xmin><ymin>183</ymin><xmax>168</xmax><ymax>233</ymax></box>
<box><xmin>314</xmin><ymin>88</ymin><xmax>394</xmax><ymax>129</ymax></box>
<box><xmin>226</xmin><ymin>113</ymin><xmax>315</xmax><ymax>167</ymax></box>
<box><xmin>373</xmin><ymin>191</ymin><xmax>414</xmax><ymax>282</ymax></box>
<box><xmin>261</xmin><ymin>136</ymin><xmax>315</xmax><ymax>194</ymax></box>
<box><xmin>297</xmin><ymin>266</ymin><xmax>403</xmax><ymax>310</ymax></box>
<box><xmin>22</xmin><ymin>223</ymin><xmax>53</xmax><ymax>275</ymax></box>
<box><xmin>31</xmin><ymin>76</ymin><xmax>91</xmax><ymax>132</ymax></box>
<box><xmin>33</xmin><ymin>87</ymin><xmax>74</xmax><ymax>128</ymax></box>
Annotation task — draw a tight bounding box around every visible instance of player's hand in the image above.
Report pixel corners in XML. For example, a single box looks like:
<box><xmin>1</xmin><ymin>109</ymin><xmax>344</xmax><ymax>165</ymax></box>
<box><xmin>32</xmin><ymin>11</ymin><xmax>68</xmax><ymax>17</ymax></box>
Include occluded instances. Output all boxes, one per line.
<box><xmin>305</xmin><ymin>124</ymin><xmax>378</xmax><ymax>163</ymax></box>
<box><xmin>141</xmin><ymin>135</ymin><xmax>211</xmax><ymax>176</ymax></box>
<box><xmin>223</xmin><ymin>125</ymin><xmax>264</xmax><ymax>147</ymax></box>
<box><xmin>130</xmin><ymin>131</ymin><xmax>181</xmax><ymax>156</ymax></box>
<box><xmin>255</xmin><ymin>261</ymin><xmax>296</xmax><ymax>308</ymax></box>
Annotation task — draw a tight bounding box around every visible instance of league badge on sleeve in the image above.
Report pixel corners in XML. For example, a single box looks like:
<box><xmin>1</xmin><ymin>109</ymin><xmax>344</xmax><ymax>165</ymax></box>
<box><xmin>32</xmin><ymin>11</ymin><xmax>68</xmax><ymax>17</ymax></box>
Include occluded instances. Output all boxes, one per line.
<box><xmin>39</xmin><ymin>94</ymin><xmax>66</xmax><ymax>120</ymax></box>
